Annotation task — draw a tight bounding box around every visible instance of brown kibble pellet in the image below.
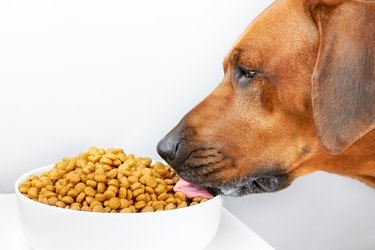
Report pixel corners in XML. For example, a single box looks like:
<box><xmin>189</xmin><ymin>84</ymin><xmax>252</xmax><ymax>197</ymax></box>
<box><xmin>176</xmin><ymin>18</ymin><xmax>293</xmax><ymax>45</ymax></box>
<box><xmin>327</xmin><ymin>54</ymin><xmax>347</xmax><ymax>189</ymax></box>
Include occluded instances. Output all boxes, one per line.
<box><xmin>126</xmin><ymin>189</ymin><xmax>133</xmax><ymax>200</ymax></box>
<box><xmin>104</xmin><ymin>153</ymin><xmax>117</xmax><ymax>161</ymax></box>
<box><xmin>134</xmin><ymin>200</ymin><xmax>146</xmax><ymax>209</ymax></box>
<box><xmin>122</xmin><ymin>170</ymin><xmax>132</xmax><ymax>177</ymax></box>
<box><xmin>70</xmin><ymin>203</ymin><xmax>81</xmax><ymax>211</ymax></box>
<box><xmin>90</xmin><ymin>200</ymin><xmax>102</xmax><ymax>208</ymax></box>
<box><xmin>62</xmin><ymin>196</ymin><xmax>74</xmax><ymax>205</ymax></box>
<box><xmin>132</xmin><ymin>170</ymin><xmax>142</xmax><ymax>181</ymax></box>
<box><xmin>192</xmin><ymin>197</ymin><xmax>203</xmax><ymax>202</ymax></box>
<box><xmin>19</xmin><ymin>186</ymin><xmax>29</xmax><ymax>194</ymax></box>
<box><xmin>158</xmin><ymin>192</ymin><xmax>169</xmax><ymax>201</ymax></box>
<box><xmin>190</xmin><ymin>201</ymin><xmax>199</xmax><ymax>206</ymax></box>
<box><xmin>82</xmin><ymin>167</ymin><xmax>91</xmax><ymax>175</ymax></box>
<box><xmin>152</xmin><ymin>201</ymin><xmax>164</xmax><ymax>210</ymax></box>
<box><xmin>145</xmin><ymin>186</ymin><xmax>155</xmax><ymax>194</ymax></box>
<box><xmin>95</xmin><ymin>168</ymin><xmax>105</xmax><ymax>175</ymax></box>
<box><xmin>165</xmin><ymin>179</ymin><xmax>175</xmax><ymax>185</ymax></box>
<box><xmin>45</xmin><ymin>192</ymin><xmax>57</xmax><ymax>198</ymax></box>
<box><xmin>87</xmin><ymin>173</ymin><xmax>94</xmax><ymax>180</ymax></box>
<box><xmin>94</xmin><ymin>174</ymin><xmax>106</xmax><ymax>183</ymax></box>
<box><xmin>32</xmin><ymin>179</ymin><xmax>43</xmax><ymax>189</ymax></box>
<box><xmin>76</xmin><ymin>192</ymin><xmax>86</xmax><ymax>203</ymax></box>
<box><xmin>119</xmin><ymin>177</ymin><xmax>130</xmax><ymax>188</ymax></box>
<box><xmin>80</xmin><ymin>174</ymin><xmax>88</xmax><ymax>183</ymax></box>
<box><xmin>40</xmin><ymin>187</ymin><xmax>48</xmax><ymax>195</ymax></box>
<box><xmin>108</xmin><ymin>197</ymin><xmax>120</xmax><ymax>210</ymax></box>
<box><xmin>97</xmin><ymin>182</ymin><xmax>106</xmax><ymax>193</ymax></box>
<box><xmin>67</xmin><ymin>189</ymin><xmax>79</xmax><ymax>198</ymax></box>
<box><xmin>154</xmin><ymin>184</ymin><xmax>165</xmax><ymax>195</ymax></box>
<box><xmin>86</xmin><ymin>196</ymin><xmax>95</xmax><ymax>204</ymax></box>
<box><xmin>120</xmin><ymin>199</ymin><xmax>130</xmax><ymax>209</ymax></box>
<box><xmin>68</xmin><ymin>173</ymin><xmax>81</xmax><ymax>184</ymax></box>
<box><xmin>104</xmin><ymin>190</ymin><xmax>116</xmax><ymax>199</ymax></box>
<box><xmin>165</xmin><ymin>197</ymin><xmax>176</xmax><ymax>204</ymax></box>
<box><xmin>119</xmin><ymin>187</ymin><xmax>127</xmax><ymax>199</ymax></box>
<box><xmin>127</xmin><ymin>175</ymin><xmax>138</xmax><ymax>184</ymax></box>
<box><xmin>88</xmin><ymin>155</ymin><xmax>100</xmax><ymax>164</ymax></box>
<box><xmin>107</xmin><ymin>185</ymin><xmax>119</xmax><ymax>194</ymax></box>
<box><xmin>28</xmin><ymin>187</ymin><xmax>38</xmax><ymax>199</ymax></box>
<box><xmin>92</xmin><ymin>205</ymin><xmax>105</xmax><ymax>212</ymax></box>
<box><xmin>174</xmin><ymin>192</ymin><xmax>186</xmax><ymax>201</ymax></box>
<box><xmin>84</xmin><ymin>186</ymin><xmax>95</xmax><ymax>197</ymax></box>
<box><xmin>178</xmin><ymin>201</ymin><xmax>188</xmax><ymax>208</ymax></box>
<box><xmin>150</xmin><ymin>193</ymin><xmax>157</xmax><ymax>201</ymax></box>
<box><xmin>56</xmin><ymin>201</ymin><xmax>66</xmax><ymax>208</ymax></box>
<box><xmin>129</xmin><ymin>205</ymin><xmax>136</xmax><ymax>212</ymax></box>
<box><xmin>130</xmin><ymin>182</ymin><xmax>141</xmax><ymax>191</ymax></box>
<box><xmin>59</xmin><ymin>186</ymin><xmax>70</xmax><ymax>197</ymax></box>
<box><xmin>132</xmin><ymin>188</ymin><xmax>144</xmax><ymax>197</ymax></box>
<box><xmin>165</xmin><ymin>203</ymin><xmax>176</xmax><ymax>210</ymax></box>
<box><xmin>95</xmin><ymin>193</ymin><xmax>106</xmax><ymax>202</ymax></box>
<box><xmin>46</xmin><ymin>185</ymin><xmax>55</xmax><ymax>192</ymax></box>
<box><xmin>120</xmin><ymin>207</ymin><xmax>132</xmax><ymax>213</ymax></box>
<box><xmin>81</xmin><ymin>206</ymin><xmax>91</xmax><ymax>212</ymax></box>
<box><xmin>41</xmin><ymin>197</ymin><xmax>49</xmax><ymax>205</ymax></box>
<box><xmin>118</xmin><ymin>153</ymin><xmax>126</xmax><ymax>162</ymax></box>
<box><xmin>136</xmin><ymin>194</ymin><xmax>148</xmax><ymax>202</ymax></box>
<box><xmin>19</xmin><ymin>147</ymin><xmax>212</xmax><ymax>213</ymax></box>
<box><xmin>86</xmin><ymin>180</ymin><xmax>97</xmax><ymax>188</ymax></box>
<box><xmin>141</xmin><ymin>206</ymin><xmax>154</xmax><ymax>213</ymax></box>
<box><xmin>112</xmin><ymin>160</ymin><xmax>122</xmax><ymax>166</ymax></box>
<box><xmin>100</xmin><ymin>157</ymin><xmax>112</xmax><ymax>165</ymax></box>
<box><xmin>48</xmin><ymin>197</ymin><xmax>58</xmax><ymax>206</ymax></box>
<box><xmin>107</xmin><ymin>169</ymin><xmax>118</xmax><ymax>179</ymax></box>
<box><xmin>75</xmin><ymin>182</ymin><xmax>86</xmax><ymax>193</ymax></box>
<box><xmin>145</xmin><ymin>176</ymin><xmax>158</xmax><ymax>188</ymax></box>
<box><xmin>108</xmin><ymin>179</ymin><xmax>119</xmax><ymax>188</ymax></box>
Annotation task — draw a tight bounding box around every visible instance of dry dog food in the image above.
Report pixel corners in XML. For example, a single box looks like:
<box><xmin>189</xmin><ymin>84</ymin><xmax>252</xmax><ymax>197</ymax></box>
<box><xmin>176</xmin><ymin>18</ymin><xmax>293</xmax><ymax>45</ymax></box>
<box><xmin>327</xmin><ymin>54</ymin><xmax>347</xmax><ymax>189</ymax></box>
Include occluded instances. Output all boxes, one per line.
<box><xmin>18</xmin><ymin>147</ymin><xmax>211</xmax><ymax>213</ymax></box>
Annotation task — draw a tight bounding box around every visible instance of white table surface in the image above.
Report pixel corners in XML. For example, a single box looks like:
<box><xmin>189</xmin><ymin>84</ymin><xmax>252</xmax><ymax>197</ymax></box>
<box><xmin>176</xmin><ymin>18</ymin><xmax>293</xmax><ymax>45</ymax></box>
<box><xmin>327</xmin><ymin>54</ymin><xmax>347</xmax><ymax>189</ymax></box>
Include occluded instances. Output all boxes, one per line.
<box><xmin>0</xmin><ymin>194</ymin><xmax>274</xmax><ymax>250</ymax></box>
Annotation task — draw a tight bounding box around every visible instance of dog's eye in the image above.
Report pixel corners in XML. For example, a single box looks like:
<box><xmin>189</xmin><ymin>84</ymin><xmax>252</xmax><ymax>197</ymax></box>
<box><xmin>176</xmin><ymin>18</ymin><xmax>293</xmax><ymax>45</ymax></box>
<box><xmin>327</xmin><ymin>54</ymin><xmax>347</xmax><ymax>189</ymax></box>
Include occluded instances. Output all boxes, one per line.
<box><xmin>235</xmin><ymin>66</ymin><xmax>259</xmax><ymax>87</ymax></box>
<box><xmin>241</xmin><ymin>67</ymin><xmax>257</xmax><ymax>79</ymax></box>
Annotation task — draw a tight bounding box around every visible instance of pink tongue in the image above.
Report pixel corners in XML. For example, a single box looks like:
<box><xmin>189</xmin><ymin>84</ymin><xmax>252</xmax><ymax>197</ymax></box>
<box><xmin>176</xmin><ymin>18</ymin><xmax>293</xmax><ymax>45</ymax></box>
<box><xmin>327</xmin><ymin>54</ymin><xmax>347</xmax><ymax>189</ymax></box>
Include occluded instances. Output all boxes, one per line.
<box><xmin>174</xmin><ymin>179</ymin><xmax>214</xmax><ymax>199</ymax></box>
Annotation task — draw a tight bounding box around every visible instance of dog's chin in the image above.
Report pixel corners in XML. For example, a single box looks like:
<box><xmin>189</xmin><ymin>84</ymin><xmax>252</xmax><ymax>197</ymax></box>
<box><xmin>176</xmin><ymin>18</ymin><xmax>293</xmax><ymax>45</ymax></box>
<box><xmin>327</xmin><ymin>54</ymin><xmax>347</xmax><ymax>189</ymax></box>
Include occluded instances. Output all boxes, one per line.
<box><xmin>205</xmin><ymin>176</ymin><xmax>290</xmax><ymax>197</ymax></box>
<box><xmin>181</xmin><ymin>173</ymin><xmax>291</xmax><ymax>197</ymax></box>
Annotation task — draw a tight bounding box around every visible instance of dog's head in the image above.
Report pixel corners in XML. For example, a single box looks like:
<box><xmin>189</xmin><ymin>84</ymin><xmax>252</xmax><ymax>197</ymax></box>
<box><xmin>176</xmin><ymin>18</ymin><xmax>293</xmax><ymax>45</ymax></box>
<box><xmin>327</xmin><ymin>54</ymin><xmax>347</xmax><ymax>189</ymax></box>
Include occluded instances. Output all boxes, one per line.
<box><xmin>157</xmin><ymin>0</ymin><xmax>375</xmax><ymax>196</ymax></box>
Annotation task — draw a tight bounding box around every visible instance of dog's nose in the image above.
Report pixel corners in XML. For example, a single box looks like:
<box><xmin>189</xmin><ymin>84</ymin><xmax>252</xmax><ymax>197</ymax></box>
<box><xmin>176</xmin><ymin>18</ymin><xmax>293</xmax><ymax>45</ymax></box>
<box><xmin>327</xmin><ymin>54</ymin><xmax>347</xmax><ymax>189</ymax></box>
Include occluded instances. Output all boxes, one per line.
<box><xmin>157</xmin><ymin>128</ymin><xmax>182</xmax><ymax>162</ymax></box>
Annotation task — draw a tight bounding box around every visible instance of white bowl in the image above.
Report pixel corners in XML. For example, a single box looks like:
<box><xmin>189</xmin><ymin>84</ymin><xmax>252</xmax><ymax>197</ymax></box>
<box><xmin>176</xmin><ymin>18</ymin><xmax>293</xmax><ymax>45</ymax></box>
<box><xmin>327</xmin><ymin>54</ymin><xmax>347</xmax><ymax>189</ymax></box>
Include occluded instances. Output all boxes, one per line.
<box><xmin>15</xmin><ymin>165</ymin><xmax>222</xmax><ymax>250</ymax></box>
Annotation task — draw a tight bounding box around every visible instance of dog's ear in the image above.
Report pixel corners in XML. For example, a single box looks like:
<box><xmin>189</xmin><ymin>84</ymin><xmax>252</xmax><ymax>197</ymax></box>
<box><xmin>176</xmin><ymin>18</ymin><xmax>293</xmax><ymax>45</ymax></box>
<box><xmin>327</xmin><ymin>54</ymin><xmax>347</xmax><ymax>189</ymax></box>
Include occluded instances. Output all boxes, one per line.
<box><xmin>309</xmin><ymin>0</ymin><xmax>375</xmax><ymax>154</ymax></box>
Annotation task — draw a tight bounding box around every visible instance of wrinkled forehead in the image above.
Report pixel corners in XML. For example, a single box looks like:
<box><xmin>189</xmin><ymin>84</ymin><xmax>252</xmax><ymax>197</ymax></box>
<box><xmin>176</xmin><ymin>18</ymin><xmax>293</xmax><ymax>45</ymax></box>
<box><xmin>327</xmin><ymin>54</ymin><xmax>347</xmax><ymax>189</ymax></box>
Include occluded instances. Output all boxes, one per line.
<box><xmin>224</xmin><ymin>0</ymin><xmax>318</xmax><ymax>69</ymax></box>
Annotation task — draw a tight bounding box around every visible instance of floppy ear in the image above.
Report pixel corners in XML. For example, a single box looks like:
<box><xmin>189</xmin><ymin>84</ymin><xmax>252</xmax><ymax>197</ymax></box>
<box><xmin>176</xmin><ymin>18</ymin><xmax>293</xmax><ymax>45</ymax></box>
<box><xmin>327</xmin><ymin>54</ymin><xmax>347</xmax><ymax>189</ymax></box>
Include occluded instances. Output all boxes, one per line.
<box><xmin>310</xmin><ymin>0</ymin><xmax>375</xmax><ymax>154</ymax></box>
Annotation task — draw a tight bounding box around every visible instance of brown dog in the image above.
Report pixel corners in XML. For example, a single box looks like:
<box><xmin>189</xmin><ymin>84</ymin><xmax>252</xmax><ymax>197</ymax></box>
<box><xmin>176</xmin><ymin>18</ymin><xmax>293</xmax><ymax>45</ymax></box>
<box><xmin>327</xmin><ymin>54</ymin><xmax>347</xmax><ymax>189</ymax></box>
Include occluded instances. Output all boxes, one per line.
<box><xmin>157</xmin><ymin>0</ymin><xmax>375</xmax><ymax>196</ymax></box>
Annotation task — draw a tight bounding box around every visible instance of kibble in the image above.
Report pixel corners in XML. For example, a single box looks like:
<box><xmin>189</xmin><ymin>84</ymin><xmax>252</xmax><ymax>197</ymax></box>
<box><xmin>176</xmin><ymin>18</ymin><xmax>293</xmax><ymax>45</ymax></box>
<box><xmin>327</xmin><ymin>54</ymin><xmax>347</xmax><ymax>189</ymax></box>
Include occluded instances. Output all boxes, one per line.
<box><xmin>18</xmin><ymin>147</ymin><xmax>211</xmax><ymax>213</ymax></box>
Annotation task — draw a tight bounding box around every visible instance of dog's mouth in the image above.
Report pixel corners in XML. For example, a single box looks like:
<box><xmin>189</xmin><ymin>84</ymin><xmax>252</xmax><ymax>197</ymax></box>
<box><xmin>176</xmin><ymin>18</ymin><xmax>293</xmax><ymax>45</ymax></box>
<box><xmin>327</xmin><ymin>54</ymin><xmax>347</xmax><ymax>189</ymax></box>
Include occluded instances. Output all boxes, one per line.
<box><xmin>173</xmin><ymin>163</ymin><xmax>290</xmax><ymax>197</ymax></box>
<box><xmin>167</xmin><ymin>146</ymin><xmax>291</xmax><ymax>197</ymax></box>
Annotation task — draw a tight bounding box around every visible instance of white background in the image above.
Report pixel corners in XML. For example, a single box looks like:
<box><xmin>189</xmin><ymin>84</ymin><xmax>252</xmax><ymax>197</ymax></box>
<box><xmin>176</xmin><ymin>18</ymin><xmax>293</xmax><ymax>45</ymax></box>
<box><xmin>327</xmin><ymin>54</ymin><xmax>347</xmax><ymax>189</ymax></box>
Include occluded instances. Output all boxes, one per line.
<box><xmin>1</xmin><ymin>0</ymin><xmax>374</xmax><ymax>249</ymax></box>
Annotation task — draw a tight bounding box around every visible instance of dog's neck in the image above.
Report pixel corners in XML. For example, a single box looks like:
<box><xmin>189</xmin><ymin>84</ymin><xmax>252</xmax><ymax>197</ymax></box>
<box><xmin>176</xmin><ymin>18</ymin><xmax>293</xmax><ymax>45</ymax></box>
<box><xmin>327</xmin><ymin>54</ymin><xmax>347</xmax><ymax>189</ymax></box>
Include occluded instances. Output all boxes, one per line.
<box><xmin>298</xmin><ymin>129</ymin><xmax>375</xmax><ymax>188</ymax></box>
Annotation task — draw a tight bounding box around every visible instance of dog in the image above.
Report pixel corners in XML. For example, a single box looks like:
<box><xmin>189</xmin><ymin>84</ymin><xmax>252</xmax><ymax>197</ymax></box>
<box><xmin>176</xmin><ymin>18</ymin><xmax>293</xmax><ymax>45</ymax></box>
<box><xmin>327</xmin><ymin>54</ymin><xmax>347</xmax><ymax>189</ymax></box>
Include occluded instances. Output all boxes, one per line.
<box><xmin>157</xmin><ymin>0</ymin><xmax>375</xmax><ymax>196</ymax></box>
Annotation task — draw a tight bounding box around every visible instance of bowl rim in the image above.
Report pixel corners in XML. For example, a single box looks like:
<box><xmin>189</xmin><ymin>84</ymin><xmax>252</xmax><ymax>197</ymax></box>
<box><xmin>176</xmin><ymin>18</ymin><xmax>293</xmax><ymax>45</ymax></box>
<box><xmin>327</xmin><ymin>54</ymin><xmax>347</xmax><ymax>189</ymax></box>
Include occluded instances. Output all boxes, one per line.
<box><xmin>15</xmin><ymin>164</ymin><xmax>222</xmax><ymax>217</ymax></box>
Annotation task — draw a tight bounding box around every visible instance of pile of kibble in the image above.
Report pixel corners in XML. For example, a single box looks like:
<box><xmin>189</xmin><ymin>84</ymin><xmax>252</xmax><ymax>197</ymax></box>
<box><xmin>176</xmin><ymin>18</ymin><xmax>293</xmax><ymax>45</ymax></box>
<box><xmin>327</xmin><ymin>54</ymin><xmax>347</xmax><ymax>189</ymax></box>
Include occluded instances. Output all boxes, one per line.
<box><xmin>18</xmin><ymin>147</ymin><xmax>208</xmax><ymax>213</ymax></box>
